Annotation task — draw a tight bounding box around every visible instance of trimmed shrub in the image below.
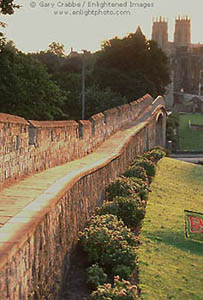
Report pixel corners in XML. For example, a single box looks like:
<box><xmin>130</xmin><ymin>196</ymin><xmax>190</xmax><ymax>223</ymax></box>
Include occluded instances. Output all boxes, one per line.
<box><xmin>143</xmin><ymin>147</ymin><xmax>167</xmax><ymax>163</ymax></box>
<box><xmin>133</xmin><ymin>157</ymin><xmax>156</xmax><ymax>178</ymax></box>
<box><xmin>97</xmin><ymin>197</ymin><xmax>145</xmax><ymax>228</ymax></box>
<box><xmin>91</xmin><ymin>276</ymin><xmax>138</xmax><ymax>300</ymax></box>
<box><xmin>151</xmin><ymin>146</ymin><xmax>169</xmax><ymax>156</ymax></box>
<box><xmin>106</xmin><ymin>176</ymin><xmax>150</xmax><ymax>201</ymax></box>
<box><xmin>114</xmin><ymin>196</ymin><xmax>146</xmax><ymax>228</ymax></box>
<box><xmin>79</xmin><ymin>214</ymin><xmax>137</xmax><ymax>274</ymax></box>
<box><xmin>87</xmin><ymin>264</ymin><xmax>108</xmax><ymax>289</ymax></box>
<box><xmin>112</xmin><ymin>265</ymin><xmax>133</xmax><ymax>280</ymax></box>
<box><xmin>129</xmin><ymin>177</ymin><xmax>150</xmax><ymax>201</ymax></box>
<box><xmin>123</xmin><ymin>165</ymin><xmax>149</xmax><ymax>183</ymax></box>
<box><xmin>106</xmin><ymin>177</ymin><xmax>136</xmax><ymax>201</ymax></box>
<box><xmin>95</xmin><ymin>201</ymin><xmax>120</xmax><ymax>217</ymax></box>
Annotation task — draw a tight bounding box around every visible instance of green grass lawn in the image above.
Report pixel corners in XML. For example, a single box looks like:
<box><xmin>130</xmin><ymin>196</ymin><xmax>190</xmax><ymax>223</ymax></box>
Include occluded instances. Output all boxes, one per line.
<box><xmin>178</xmin><ymin>113</ymin><xmax>203</xmax><ymax>151</ymax></box>
<box><xmin>138</xmin><ymin>157</ymin><xmax>203</xmax><ymax>299</ymax></box>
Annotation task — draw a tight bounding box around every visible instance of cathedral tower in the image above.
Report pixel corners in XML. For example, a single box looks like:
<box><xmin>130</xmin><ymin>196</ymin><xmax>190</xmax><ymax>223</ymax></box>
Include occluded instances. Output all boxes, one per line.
<box><xmin>174</xmin><ymin>16</ymin><xmax>191</xmax><ymax>47</ymax></box>
<box><xmin>151</xmin><ymin>16</ymin><xmax>168</xmax><ymax>49</ymax></box>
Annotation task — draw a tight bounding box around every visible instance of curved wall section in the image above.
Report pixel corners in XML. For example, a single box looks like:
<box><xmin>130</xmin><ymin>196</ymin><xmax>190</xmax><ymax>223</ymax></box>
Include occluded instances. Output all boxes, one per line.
<box><xmin>0</xmin><ymin>94</ymin><xmax>153</xmax><ymax>190</ymax></box>
<box><xmin>0</xmin><ymin>124</ymin><xmax>152</xmax><ymax>299</ymax></box>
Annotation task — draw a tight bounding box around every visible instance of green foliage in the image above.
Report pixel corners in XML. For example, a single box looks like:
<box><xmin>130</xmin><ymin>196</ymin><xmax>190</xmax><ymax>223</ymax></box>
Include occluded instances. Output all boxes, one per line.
<box><xmin>128</xmin><ymin>177</ymin><xmax>150</xmax><ymax>201</ymax></box>
<box><xmin>123</xmin><ymin>165</ymin><xmax>149</xmax><ymax>183</ymax></box>
<box><xmin>150</xmin><ymin>146</ymin><xmax>170</xmax><ymax>157</ymax></box>
<box><xmin>106</xmin><ymin>177</ymin><xmax>137</xmax><ymax>201</ymax></box>
<box><xmin>96</xmin><ymin>201</ymin><xmax>120</xmax><ymax>217</ymax></box>
<box><xmin>114</xmin><ymin>196</ymin><xmax>146</xmax><ymax>228</ymax></box>
<box><xmin>52</xmin><ymin>71</ymin><xmax>82</xmax><ymax>119</ymax></box>
<box><xmin>91</xmin><ymin>276</ymin><xmax>137</xmax><ymax>300</ymax></box>
<box><xmin>86</xmin><ymin>264</ymin><xmax>108</xmax><ymax>289</ymax></box>
<box><xmin>47</xmin><ymin>42</ymin><xmax>65</xmax><ymax>57</ymax></box>
<box><xmin>31</xmin><ymin>49</ymin><xmax>127</xmax><ymax>120</ymax></box>
<box><xmin>97</xmin><ymin>196</ymin><xmax>145</xmax><ymax>228</ymax></box>
<box><xmin>112</xmin><ymin>265</ymin><xmax>133</xmax><ymax>281</ymax></box>
<box><xmin>133</xmin><ymin>157</ymin><xmax>156</xmax><ymax>178</ymax></box>
<box><xmin>79</xmin><ymin>214</ymin><xmax>137</xmax><ymax>275</ymax></box>
<box><xmin>92</xmin><ymin>67</ymin><xmax>155</xmax><ymax>102</ymax></box>
<box><xmin>92</xmin><ymin>31</ymin><xmax>170</xmax><ymax>101</ymax></box>
<box><xmin>0</xmin><ymin>41</ymin><xmax>68</xmax><ymax>120</ymax></box>
<box><xmin>0</xmin><ymin>0</ymin><xmax>19</xmax><ymax>15</ymax></box>
<box><xmin>29</xmin><ymin>51</ymin><xmax>66</xmax><ymax>74</ymax></box>
<box><xmin>106</xmin><ymin>176</ymin><xmax>149</xmax><ymax>202</ymax></box>
<box><xmin>0</xmin><ymin>31</ymin><xmax>6</xmax><ymax>46</ymax></box>
<box><xmin>53</xmin><ymin>69</ymin><xmax>127</xmax><ymax>119</ymax></box>
<box><xmin>143</xmin><ymin>147</ymin><xmax>167</xmax><ymax>163</ymax></box>
<box><xmin>84</xmin><ymin>85</ymin><xmax>127</xmax><ymax>119</ymax></box>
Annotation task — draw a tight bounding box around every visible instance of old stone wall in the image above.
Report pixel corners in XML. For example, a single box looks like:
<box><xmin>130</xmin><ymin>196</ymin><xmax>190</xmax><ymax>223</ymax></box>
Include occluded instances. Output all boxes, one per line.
<box><xmin>0</xmin><ymin>94</ymin><xmax>153</xmax><ymax>190</ymax></box>
<box><xmin>0</xmin><ymin>118</ymin><xmax>158</xmax><ymax>299</ymax></box>
<box><xmin>0</xmin><ymin>94</ymin><xmax>167</xmax><ymax>299</ymax></box>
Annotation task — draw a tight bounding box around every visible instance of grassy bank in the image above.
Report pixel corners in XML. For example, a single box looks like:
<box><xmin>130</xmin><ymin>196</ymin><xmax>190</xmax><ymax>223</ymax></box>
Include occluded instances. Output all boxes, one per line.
<box><xmin>178</xmin><ymin>113</ymin><xmax>203</xmax><ymax>151</ymax></box>
<box><xmin>139</xmin><ymin>157</ymin><xmax>203</xmax><ymax>299</ymax></box>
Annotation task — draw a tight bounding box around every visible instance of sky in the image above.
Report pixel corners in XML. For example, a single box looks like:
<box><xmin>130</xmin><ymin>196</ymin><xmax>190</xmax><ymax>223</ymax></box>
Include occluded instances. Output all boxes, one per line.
<box><xmin>1</xmin><ymin>0</ymin><xmax>203</xmax><ymax>54</ymax></box>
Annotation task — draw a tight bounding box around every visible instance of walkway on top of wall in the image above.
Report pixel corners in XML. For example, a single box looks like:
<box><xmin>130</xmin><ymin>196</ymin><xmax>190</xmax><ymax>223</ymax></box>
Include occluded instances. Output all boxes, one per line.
<box><xmin>0</xmin><ymin>97</ymin><xmax>165</xmax><ymax>237</ymax></box>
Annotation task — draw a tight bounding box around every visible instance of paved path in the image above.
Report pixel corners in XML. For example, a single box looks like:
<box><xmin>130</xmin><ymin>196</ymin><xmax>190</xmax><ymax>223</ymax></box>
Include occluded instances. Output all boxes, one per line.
<box><xmin>0</xmin><ymin>122</ymin><xmax>146</xmax><ymax>231</ymax></box>
<box><xmin>171</xmin><ymin>153</ymin><xmax>203</xmax><ymax>164</ymax></box>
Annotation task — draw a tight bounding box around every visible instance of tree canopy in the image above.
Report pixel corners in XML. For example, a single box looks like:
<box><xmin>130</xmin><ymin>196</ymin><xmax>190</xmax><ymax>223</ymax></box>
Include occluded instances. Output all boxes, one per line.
<box><xmin>0</xmin><ymin>0</ymin><xmax>19</xmax><ymax>28</ymax></box>
<box><xmin>0</xmin><ymin>0</ymin><xmax>19</xmax><ymax>15</ymax></box>
<box><xmin>93</xmin><ymin>28</ymin><xmax>170</xmax><ymax>101</ymax></box>
<box><xmin>0</xmin><ymin>26</ymin><xmax>171</xmax><ymax>121</ymax></box>
<box><xmin>48</xmin><ymin>42</ymin><xmax>65</xmax><ymax>57</ymax></box>
<box><xmin>0</xmin><ymin>41</ymin><xmax>68</xmax><ymax>120</ymax></box>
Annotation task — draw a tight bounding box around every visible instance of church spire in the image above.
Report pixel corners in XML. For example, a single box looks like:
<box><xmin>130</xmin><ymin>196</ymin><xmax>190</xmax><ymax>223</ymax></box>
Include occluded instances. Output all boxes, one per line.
<box><xmin>135</xmin><ymin>25</ymin><xmax>144</xmax><ymax>36</ymax></box>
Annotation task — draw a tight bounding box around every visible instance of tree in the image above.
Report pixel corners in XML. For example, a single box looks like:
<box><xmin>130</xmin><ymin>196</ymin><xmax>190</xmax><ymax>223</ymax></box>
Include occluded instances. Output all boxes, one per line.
<box><xmin>92</xmin><ymin>67</ymin><xmax>155</xmax><ymax>101</ymax></box>
<box><xmin>84</xmin><ymin>84</ymin><xmax>127</xmax><ymax>119</ymax></box>
<box><xmin>0</xmin><ymin>0</ymin><xmax>20</xmax><ymax>28</ymax></box>
<box><xmin>47</xmin><ymin>42</ymin><xmax>65</xmax><ymax>57</ymax></box>
<box><xmin>52</xmin><ymin>71</ymin><xmax>127</xmax><ymax>120</ymax></box>
<box><xmin>0</xmin><ymin>41</ymin><xmax>68</xmax><ymax>120</ymax></box>
<box><xmin>53</xmin><ymin>71</ymin><xmax>82</xmax><ymax>119</ymax></box>
<box><xmin>92</xmin><ymin>28</ymin><xmax>170</xmax><ymax>101</ymax></box>
<box><xmin>0</xmin><ymin>0</ymin><xmax>20</xmax><ymax>47</ymax></box>
<box><xmin>145</xmin><ymin>40</ymin><xmax>171</xmax><ymax>95</ymax></box>
<box><xmin>0</xmin><ymin>0</ymin><xmax>19</xmax><ymax>15</ymax></box>
<box><xmin>29</xmin><ymin>51</ymin><xmax>66</xmax><ymax>74</ymax></box>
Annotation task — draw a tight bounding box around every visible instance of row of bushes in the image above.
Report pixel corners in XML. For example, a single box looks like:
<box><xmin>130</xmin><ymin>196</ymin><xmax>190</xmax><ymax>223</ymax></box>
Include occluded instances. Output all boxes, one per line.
<box><xmin>79</xmin><ymin>146</ymin><xmax>168</xmax><ymax>299</ymax></box>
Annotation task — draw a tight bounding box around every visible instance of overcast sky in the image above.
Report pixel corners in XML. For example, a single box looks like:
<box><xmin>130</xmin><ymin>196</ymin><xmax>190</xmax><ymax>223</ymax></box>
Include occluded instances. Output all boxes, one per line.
<box><xmin>1</xmin><ymin>0</ymin><xmax>203</xmax><ymax>54</ymax></box>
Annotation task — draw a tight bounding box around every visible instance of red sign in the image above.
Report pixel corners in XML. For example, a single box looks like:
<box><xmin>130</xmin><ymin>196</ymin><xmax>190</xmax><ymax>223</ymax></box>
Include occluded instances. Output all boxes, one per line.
<box><xmin>189</xmin><ymin>216</ymin><xmax>203</xmax><ymax>233</ymax></box>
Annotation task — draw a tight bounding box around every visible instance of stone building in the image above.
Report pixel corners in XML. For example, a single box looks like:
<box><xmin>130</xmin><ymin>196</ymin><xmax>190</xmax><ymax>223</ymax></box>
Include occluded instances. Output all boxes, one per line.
<box><xmin>151</xmin><ymin>16</ymin><xmax>203</xmax><ymax>111</ymax></box>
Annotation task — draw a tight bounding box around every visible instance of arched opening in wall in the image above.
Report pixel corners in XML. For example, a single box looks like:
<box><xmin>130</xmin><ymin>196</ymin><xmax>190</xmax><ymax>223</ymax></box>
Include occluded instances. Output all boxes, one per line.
<box><xmin>156</xmin><ymin>113</ymin><xmax>164</xmax><ymax>147</ymax></box>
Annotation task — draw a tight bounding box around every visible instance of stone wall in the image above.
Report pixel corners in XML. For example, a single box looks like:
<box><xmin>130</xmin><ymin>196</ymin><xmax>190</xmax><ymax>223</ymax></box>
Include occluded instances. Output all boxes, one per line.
<box><xmin>0</xmin><ymin>118</ymin><xmax>158</xmax><ymax>299</ymax></box>
<box><xmin>0</xmin><ymin>94</ymin><xmax>153</xmax><ymax>190</ymax></box>
<box><xmin>0</xmin><ymin>94</ymin><xmax>166</xmax><ymax>299</ymax></box>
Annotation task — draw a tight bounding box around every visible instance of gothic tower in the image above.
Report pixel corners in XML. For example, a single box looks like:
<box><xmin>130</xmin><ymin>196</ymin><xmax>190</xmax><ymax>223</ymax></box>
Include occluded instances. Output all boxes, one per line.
<box><xmin>174</xmin><ymin>16</ymin><xmax>191</xmax><ymax>47</ymax></box>
<box><xmin>151</xmin><ymin>16</ymin><xmax>168</xmax><ymax>49</ymax></box>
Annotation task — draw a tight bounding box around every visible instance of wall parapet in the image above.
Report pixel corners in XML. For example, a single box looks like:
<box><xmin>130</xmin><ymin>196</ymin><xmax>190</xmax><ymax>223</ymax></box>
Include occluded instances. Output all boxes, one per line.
<box><xmin>0</xmin><ymin>94</ymin><xmax>154</xmax><ymax>190</ymax></box>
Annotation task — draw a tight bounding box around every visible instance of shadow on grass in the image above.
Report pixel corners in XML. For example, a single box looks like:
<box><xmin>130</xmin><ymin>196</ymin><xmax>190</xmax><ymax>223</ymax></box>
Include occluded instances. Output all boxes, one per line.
<box><xmin>145</xmin><ymin>230</ymin><xmax>203</xmax><ymax>256</ymax></box>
